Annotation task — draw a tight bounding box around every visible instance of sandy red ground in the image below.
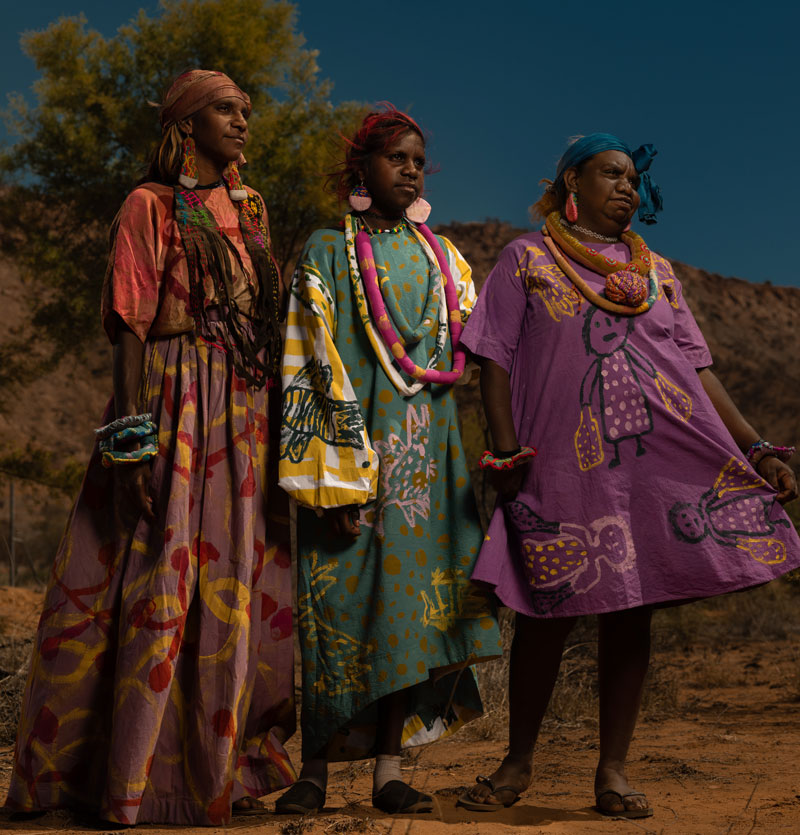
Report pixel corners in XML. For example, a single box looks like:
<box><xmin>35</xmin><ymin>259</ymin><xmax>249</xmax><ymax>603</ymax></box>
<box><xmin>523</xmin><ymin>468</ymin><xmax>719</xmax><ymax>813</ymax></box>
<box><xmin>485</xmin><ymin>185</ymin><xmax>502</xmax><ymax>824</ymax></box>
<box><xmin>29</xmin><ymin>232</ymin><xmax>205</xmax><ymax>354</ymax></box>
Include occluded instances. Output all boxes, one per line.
<box><xmin>1</xmin><ymin>586</ymin><xmax>799</xmax><ymax>834</ymax></box>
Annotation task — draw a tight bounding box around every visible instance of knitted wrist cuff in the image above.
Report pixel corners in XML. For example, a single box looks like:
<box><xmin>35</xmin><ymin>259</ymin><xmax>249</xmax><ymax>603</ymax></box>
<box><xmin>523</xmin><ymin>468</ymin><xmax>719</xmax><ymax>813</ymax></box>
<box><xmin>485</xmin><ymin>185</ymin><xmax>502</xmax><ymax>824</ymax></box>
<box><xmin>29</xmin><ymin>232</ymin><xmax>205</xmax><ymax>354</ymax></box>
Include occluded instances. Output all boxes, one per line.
<box><xmin>96</xmin><ymin>414</ymin><xmax>158</xmax><ymax>468</ymax></box>
<box><xmin>95</xmin><ymin>412</ymin><xmax>153</xmax><ymax>440</ymax></box>
<box><xmin>478</xmin><ymin>446</ymin><xmax>537</xmax><ymax>471</ymax></box>
<box><xmin>746</xmin><ymin>439</ymin><xmax>795</xmax><ymax>467</ymax></box>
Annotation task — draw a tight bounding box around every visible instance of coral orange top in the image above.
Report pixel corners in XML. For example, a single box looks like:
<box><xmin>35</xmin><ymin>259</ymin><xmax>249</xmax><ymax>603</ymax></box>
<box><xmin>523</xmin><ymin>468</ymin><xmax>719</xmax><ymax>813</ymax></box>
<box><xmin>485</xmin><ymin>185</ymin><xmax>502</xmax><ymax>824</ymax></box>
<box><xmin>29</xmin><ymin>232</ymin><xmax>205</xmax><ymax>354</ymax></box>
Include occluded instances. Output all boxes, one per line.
<box><xmin>101</xmin><ymin>182</ymin><xmax>263</xmax><ymax>342</ymax></box>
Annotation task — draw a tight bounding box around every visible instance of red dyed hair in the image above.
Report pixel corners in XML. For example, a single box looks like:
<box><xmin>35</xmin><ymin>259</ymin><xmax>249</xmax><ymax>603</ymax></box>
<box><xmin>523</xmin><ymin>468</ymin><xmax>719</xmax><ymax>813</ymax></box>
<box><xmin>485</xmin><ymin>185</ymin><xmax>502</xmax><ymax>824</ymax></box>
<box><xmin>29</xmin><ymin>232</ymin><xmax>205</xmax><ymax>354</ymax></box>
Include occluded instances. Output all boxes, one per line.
<box><xmin>331</xmin><ymin>103</ymin><xmax>426</xmax><ymax>201</ymax></box>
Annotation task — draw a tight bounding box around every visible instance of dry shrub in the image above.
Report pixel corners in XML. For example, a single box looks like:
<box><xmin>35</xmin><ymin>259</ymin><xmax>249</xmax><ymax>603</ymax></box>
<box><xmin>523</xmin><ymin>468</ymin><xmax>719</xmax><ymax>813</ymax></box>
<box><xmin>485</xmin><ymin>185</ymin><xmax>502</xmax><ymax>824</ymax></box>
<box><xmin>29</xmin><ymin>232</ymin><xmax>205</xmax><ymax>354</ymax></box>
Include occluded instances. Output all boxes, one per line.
<box><xmin>468</xmin><ymin>608</ymin><xmax>514</xmax><ymax>739</ymax></box>
<box><xmin>469</xmin><ymin>609</ymin><xmax>687</xmax><ymax>741</ymax></box>
<box><xmin>466</xmin><ymin>577</ymin><xmax>800</xmax><ymax>741</ymax></box>
<box><xmin>652</xmin><ymin>576</ymin><xmax>800</xmax><ymax>652</ymax></box>
<box><xmin>545</xmin><ymin>637</ymin><xmax>598</xmax><ymax>726</ymax></box>
<box><xmin>469</xmin><ymin>612</ymin><xmax>598</xmax><ymax>739</ymax></box>
<box><xmin>0</xmin><ymin>635</ymin><xmax>32</xmax><ymax>746</ymax></box>
<box><xmin>641</xmin><ymin>664</ymin><xmax>680</xmax><ymax>718</ymax></box>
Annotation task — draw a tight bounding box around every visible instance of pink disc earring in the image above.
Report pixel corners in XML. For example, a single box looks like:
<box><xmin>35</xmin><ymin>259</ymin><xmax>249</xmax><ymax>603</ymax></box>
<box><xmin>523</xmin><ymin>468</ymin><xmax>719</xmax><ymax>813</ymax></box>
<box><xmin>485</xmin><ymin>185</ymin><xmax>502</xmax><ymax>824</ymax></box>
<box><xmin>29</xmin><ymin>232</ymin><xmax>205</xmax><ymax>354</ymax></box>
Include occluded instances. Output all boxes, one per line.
<box><xmin>349</xmin><ymin>182</ymin><xmax>372</xmax><ymax>211</ymax></box>
<box><xmin>405</xmin><ymin>197</ymin><xmax>431</xmax><ymax>224</ymax></box>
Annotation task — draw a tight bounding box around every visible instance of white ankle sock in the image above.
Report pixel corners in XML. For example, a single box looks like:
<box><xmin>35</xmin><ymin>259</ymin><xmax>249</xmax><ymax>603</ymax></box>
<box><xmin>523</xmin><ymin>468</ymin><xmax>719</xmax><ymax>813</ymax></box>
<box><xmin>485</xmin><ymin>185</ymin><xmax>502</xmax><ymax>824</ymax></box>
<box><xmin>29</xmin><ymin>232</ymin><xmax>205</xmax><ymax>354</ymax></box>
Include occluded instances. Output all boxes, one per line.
<box><xmin>299</xmin><ymin>757</ymin><xmax>328</xmax><ymax>792</ymax></box>
<box><xmin>373</xmin><ymin>754</ymin><xmax>402</xmax><ymax>793</ymax></box>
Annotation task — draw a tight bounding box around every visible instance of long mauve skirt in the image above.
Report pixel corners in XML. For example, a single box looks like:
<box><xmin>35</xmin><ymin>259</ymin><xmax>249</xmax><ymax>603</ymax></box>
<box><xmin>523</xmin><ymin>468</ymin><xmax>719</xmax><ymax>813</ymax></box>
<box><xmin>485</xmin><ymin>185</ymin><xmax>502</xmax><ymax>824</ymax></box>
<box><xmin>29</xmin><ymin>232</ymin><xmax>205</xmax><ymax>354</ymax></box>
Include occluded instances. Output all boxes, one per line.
<box><xmin>5</xmin><ymin>322</ymin><xmax>296</xmax><ymax>825</ymax></box>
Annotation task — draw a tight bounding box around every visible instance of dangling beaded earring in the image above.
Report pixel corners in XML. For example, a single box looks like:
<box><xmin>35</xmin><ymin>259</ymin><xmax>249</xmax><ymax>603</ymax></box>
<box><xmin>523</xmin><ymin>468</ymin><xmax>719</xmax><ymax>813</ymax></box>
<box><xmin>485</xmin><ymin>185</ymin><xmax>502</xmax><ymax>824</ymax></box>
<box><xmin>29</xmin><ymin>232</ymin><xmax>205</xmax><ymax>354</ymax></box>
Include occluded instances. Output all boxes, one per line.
<box><xmin>566</xmin><ymin>191</ymin><xmax>578</xmax><ymax>223</ymax></box>
<box><xmin>224</xmin><ymin>155</ymin><xmax>248</xmax><ymax>201</ymax></box>
<box><xmin>405</xmin><ymin>197</ymin><xmax>431</xmax><ymax>224</ymax></box>
<box><xmin>178</xmin><ymin>135</ymin><xmax>198</xmax><ymax>188</ymax></box>
<box><xmin>349</xmin><ymin>181</ymin><xmax>372</xmax><ymax>212</ymax></box>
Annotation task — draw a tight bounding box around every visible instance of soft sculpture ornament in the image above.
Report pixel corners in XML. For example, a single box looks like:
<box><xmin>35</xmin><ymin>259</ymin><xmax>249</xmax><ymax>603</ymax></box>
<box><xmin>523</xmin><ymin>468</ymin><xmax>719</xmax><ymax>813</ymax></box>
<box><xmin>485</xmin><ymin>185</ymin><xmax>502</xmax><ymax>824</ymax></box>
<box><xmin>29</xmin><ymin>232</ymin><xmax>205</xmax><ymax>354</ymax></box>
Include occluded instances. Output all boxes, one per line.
<box><xmin>604</xmin><ymin>269</ymin><xmax>649</xmax><ymax>306</ymax></box>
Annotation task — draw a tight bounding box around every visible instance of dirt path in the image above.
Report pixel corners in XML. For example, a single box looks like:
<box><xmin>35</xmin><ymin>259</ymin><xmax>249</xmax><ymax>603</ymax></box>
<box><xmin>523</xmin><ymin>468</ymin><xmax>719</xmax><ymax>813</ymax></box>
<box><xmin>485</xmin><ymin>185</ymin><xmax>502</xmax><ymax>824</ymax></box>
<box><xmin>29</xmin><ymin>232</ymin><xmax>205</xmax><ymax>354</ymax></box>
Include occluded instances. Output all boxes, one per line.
<box><xmin>1</xmin><ymin>587</ymin><xmax>799</xmax><ymax>834</ymax></box>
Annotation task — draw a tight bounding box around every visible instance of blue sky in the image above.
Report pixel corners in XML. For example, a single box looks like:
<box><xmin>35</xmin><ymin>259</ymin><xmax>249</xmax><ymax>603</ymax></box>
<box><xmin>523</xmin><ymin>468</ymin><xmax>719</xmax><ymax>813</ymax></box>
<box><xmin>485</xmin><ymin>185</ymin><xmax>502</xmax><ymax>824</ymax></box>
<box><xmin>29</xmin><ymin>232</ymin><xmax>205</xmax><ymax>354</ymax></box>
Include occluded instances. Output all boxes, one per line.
<box><xmin>2</xmin><ymin>0</ymin><xmax>799</xmax><ymax>286</ymax></box>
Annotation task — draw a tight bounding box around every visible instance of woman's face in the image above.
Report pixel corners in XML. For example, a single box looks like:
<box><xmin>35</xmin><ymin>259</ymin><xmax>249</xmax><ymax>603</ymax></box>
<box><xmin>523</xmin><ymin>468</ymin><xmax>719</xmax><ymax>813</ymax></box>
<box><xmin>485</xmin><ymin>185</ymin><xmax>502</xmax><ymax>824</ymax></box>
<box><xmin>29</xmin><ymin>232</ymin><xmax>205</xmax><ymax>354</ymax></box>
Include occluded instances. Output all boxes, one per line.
<box><xmin>186</xmin><ymin>96</ymin><xmax>249</xmax><ymax>168</ymax></box>
<box><xmin>361</xmin><ymin>130</ymin><xmax>426</xmax><ymax>220</ymax></box>
<box><xmin>565</xmin><ymin>150</ymin><xmax>640</xmax><ymax>233</ymax></box>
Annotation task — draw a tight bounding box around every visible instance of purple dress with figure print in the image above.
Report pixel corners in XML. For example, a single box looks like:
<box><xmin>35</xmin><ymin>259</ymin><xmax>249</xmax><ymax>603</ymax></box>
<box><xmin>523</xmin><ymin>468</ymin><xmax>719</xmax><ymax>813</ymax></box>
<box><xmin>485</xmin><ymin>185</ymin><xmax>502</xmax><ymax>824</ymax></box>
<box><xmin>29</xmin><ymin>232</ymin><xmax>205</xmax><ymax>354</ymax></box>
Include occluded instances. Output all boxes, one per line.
<box><xmin>460</xmin><ymin>231</ymin><xmax>800</xmax><ymax>617</ymax></box>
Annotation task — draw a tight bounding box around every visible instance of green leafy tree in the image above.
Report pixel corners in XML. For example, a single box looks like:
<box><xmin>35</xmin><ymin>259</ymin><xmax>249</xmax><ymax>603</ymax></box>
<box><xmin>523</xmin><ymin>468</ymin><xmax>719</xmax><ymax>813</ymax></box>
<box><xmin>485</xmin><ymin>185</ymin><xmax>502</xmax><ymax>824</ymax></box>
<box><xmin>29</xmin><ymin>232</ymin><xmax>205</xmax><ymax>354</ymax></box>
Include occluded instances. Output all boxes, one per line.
<box><xmin>0</xmin><ymin>0</ymin><xmax>362</xmax><ymax>366</ymax></box>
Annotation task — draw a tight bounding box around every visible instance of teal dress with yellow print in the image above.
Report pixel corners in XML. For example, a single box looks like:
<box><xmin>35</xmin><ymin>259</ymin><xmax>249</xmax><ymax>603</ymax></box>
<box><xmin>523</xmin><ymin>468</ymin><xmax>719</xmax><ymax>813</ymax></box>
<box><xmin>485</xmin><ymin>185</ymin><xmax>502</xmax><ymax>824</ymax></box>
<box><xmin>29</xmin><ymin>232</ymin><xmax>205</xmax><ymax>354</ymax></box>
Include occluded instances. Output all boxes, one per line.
<box><xmin>280</xmin><ymin>217</ymin><xmax>501</xmax><ymax>760</ymax></box>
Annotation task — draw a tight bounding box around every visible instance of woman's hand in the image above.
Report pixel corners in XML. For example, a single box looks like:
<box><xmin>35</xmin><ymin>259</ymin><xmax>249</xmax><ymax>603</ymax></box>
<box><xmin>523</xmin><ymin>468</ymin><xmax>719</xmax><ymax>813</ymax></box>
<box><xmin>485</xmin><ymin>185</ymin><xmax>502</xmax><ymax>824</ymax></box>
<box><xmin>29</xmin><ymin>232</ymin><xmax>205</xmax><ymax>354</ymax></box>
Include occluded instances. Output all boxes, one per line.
<box><xmin>114</xmin><ymin>462</ymin><xmax>155</xmax><ymax>528</ymax></box>
<box><xmin>326</xmin><ymin>505</ymin><xmax>361</xmax><ymax>538</ymax></box>
<box><xmin>756</xmin><ymin>457</ymin><xmax>799</xmax><ymax>504</ymax></box>
<box><xmin>111</xmin><ymin>317</ymin><xmax>153</xmax><ymax>529</ymax></box>
<box><xmin>489</xmin><ymin>465</ymin><xmax>529</xmax><ymax>503</ymax></box>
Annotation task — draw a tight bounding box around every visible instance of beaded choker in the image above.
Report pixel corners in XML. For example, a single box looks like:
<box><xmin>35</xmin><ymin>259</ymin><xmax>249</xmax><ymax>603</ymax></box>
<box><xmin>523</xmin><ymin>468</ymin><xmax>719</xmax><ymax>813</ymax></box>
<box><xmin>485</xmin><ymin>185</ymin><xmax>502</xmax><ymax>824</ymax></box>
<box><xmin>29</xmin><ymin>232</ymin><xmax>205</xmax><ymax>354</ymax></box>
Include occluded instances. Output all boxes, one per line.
<box><xmin>365</xmin><ymin>221</ymin><xmax>406</xmax><ymax>235</ymax></box>
<box><xmin>354</xmin><ymin>221</ymin><xmax>465</xmax><ymax>384</ymax></box>
<box><xmin>561</xmin><ymin>219</ymin><xmax>619</xmax><ymax>243</ymax></box>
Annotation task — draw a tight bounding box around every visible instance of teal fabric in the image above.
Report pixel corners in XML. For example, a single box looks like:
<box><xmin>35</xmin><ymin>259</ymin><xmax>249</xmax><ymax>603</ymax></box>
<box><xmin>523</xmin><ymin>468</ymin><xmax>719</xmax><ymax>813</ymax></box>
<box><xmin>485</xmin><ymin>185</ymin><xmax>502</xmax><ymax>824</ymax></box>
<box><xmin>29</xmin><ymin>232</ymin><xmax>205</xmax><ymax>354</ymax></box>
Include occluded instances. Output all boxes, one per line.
<box><xmin>291</xmin><ymin>226</ymin><xmax>502</xmax><ymax>761</ymax></box>
<box><xmin>555</xmin><ymin>132</ymin><xmax>663</xmax><ymax>224</ymax></box>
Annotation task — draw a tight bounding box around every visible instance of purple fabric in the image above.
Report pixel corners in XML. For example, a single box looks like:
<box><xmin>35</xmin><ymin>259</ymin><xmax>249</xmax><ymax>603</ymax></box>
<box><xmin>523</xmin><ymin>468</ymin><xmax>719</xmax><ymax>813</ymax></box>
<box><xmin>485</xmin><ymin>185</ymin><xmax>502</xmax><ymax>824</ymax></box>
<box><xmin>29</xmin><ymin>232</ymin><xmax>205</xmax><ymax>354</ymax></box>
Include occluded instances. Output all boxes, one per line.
<box><xmin>461</xmin><ymin>231</ymin><xmax>800</xmax><ymax>617</ymax></box>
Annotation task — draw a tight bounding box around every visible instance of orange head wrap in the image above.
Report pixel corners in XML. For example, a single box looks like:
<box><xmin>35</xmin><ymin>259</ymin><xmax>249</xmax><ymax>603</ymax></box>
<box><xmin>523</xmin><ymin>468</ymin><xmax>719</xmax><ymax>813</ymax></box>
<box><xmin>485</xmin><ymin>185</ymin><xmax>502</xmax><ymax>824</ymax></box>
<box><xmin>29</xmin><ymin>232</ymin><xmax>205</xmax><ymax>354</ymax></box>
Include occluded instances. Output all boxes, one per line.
<box><xmin>159</xmin><ymin>69</ymin><xmax>251</xmax><ymax>131</ymax></box>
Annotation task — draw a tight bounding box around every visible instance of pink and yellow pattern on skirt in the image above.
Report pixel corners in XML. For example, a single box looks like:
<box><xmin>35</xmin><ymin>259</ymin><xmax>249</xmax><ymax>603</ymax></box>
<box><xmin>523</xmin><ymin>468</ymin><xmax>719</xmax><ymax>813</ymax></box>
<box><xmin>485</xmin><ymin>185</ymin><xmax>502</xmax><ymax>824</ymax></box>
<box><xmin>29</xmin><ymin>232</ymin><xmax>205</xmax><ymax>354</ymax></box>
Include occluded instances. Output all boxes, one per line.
<box><xmin>5</xmin><ymin>320</ymin><xmax>295</xmax><ymax>825</ymax></box>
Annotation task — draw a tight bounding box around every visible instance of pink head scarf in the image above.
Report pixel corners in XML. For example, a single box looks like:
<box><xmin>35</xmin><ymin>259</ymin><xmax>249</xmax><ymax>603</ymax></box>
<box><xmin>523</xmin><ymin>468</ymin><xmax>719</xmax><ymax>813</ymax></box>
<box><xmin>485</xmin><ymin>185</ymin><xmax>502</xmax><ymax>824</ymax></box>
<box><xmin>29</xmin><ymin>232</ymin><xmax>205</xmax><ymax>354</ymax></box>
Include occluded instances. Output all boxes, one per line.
<box><xmin>159</xmin><ymin>70</ymin><xmax>251</xmax><ymax>131</ymax></box>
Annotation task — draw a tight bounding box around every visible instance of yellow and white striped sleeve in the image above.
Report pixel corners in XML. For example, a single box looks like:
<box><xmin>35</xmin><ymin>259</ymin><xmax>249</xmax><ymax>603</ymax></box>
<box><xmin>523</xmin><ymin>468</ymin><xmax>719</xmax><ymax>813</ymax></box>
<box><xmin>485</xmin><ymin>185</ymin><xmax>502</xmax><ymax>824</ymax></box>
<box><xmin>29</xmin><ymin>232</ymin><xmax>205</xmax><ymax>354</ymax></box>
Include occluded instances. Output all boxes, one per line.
<box><xmin>279</xmin><ymin>259</ymin><xmax>378</xmax><ymax>509</ymax></box>
<box><xmin>440</xmin><ymin>236</ymin><xmax>476</xmax><ymax>324</ymax></box>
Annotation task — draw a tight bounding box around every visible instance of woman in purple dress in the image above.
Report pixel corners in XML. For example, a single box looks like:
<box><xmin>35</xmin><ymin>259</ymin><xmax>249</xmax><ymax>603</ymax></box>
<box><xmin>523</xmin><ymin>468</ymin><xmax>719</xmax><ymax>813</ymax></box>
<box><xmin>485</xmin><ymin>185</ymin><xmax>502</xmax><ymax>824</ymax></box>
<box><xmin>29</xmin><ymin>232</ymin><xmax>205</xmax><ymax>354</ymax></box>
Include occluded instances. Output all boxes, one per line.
<box><xmin>457</xmin><ymin>134</ymin><xmax>799</xmax><ymax>818</ymax></box>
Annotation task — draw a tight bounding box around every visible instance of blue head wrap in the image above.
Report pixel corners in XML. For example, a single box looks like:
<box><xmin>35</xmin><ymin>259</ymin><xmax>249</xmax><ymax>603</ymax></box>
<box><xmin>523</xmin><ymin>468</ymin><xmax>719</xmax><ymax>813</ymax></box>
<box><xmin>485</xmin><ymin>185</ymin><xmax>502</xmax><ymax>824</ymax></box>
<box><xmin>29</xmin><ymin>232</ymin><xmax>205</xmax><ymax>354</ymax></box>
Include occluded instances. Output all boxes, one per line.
<box><xmin>555</xmin><ymin>133</ymin><xmax>663</xmax><ymax>225</ymax></box>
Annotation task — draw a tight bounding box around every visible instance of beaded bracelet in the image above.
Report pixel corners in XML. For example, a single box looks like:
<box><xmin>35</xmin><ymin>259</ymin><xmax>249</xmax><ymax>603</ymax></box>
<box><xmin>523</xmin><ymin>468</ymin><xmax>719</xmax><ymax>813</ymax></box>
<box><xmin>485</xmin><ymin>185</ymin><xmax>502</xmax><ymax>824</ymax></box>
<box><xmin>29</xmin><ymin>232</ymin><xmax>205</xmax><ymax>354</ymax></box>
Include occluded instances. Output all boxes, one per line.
<box><xmin>745</xmin><ymin>439</ymin><xmax>796</xmax><ymax>468</ymax></box>
<box><xmin>478</xmin><ymin>446</ymin><xmax>537</xmax><ymax>471</ymax></box>
<box><xmin>95</xmin><ymin>414</ymin><xmax>159</xmax><ymax>468</ymax></box>
<box><xmin>95</xmin><ymin>412</ymin><xmax>153</xmax><ymax>441</ymax></box>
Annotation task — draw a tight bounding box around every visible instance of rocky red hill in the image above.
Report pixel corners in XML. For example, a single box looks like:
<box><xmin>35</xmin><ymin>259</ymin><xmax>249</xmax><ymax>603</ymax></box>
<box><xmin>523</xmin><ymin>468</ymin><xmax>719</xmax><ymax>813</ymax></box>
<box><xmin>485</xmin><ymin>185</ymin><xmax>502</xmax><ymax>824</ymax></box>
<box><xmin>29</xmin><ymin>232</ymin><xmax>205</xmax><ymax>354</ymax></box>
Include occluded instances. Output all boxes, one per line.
<box><xmin>0</xmin><ymin>221</ymin><xmax>798</xmax><ymax>563</ymax></box>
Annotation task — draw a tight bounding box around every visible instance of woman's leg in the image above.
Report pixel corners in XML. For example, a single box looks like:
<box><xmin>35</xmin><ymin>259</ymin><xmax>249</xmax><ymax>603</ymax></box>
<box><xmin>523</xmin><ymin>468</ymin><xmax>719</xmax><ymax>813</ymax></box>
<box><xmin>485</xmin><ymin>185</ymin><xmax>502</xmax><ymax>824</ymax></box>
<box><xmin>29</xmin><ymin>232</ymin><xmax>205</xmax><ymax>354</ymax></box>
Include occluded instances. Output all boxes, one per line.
<box><xmin>466</xmin><ymin>613</ymin><xmax>577</xmax><ymax>805</ymax></box>
<box><xmin>375</xmin><ymin>689</ymin><xmax>407</xmax><ymax>756</ymax></box>
<box><xmin>274</xmin><ymin>749</ymin><xmax>328</xmax><ymax>814</ymax></box>
<box><xmin>296</xmin><ymin>755</ymin><xmax>329</xmax><ymax>787</ymax></box>
<box><xmin>372</xmin><ymin>689</ymin><xmax>434</xmax><ymax>812</ymax></box>
<box><xmin>594</xmin><ymin>606</ymin><xmax>653</xmax><ymax>814</ymax></box>
<box><xmin>373</xmin><ymin>689</ymin><xmax>406</xmax><ymax>793</ymax></box>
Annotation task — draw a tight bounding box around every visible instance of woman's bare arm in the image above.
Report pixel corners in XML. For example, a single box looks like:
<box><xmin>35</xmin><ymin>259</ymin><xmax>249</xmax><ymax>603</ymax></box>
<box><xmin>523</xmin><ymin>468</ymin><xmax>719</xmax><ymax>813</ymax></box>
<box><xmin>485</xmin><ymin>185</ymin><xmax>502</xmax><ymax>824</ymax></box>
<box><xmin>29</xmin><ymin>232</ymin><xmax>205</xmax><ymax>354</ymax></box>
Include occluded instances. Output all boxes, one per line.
<box><xmin>698</xmin><ymin>367</ymin><xmax>797</xmax><ymax>504</ymax></box>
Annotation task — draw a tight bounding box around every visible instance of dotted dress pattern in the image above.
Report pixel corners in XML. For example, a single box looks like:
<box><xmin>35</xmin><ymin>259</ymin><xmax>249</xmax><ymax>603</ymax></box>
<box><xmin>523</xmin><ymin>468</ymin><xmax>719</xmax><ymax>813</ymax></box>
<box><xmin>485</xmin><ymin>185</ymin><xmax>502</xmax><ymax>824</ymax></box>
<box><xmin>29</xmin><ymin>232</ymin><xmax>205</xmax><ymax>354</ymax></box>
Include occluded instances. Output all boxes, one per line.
<box><xmin>280</xmin><ymin>226</ymin><xmax>501</xmax><ymax>760</ymax></box>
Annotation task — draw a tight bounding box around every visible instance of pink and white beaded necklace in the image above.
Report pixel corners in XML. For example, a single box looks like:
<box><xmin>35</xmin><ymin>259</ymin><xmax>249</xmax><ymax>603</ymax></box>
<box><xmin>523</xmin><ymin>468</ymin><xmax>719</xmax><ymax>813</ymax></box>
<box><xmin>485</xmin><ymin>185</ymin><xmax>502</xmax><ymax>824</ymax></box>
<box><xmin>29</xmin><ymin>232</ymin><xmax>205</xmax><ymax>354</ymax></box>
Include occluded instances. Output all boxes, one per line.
<box><xmin>352</xmin><ymin>218</ymin><xmax>465</xmax><ymax>385</ymax></box>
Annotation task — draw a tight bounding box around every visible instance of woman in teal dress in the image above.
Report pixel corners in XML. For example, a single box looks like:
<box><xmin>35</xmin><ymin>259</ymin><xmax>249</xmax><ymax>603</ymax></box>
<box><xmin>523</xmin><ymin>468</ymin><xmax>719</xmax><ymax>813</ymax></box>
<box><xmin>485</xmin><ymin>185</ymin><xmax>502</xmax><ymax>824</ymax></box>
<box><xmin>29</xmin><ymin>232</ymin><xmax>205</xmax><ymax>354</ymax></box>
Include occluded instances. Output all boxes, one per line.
<box><xmin>277</xmin><ymin>106</ymin><xmax>501</xmax><ymax>814</ymax></box>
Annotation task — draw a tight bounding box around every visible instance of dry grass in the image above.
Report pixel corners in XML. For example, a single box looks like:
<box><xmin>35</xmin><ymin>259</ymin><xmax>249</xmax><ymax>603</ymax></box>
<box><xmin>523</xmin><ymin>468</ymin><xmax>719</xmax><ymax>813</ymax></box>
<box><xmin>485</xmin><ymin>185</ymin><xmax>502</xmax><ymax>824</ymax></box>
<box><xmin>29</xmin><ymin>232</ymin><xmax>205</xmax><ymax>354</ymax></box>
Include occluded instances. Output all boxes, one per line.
<box><xmin>279</xmin><ymin>821</ymin><xmax>309</xmax><ymax>835</ymax></box>
<box><xmin>318</xmin><ymin>818</ymin><xmax>383</xmax><ymax>833</ymax></box>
